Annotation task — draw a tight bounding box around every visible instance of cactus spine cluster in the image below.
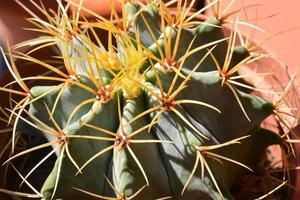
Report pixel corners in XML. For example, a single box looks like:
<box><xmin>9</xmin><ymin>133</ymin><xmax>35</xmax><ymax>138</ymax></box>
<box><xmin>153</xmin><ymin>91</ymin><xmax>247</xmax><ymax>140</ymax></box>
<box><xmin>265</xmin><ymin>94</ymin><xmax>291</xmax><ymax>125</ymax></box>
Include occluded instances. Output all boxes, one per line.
<box><xmin>0</xmin><ymin>0</ymin><xmax>298</xmax><ymax>199</ymax></box>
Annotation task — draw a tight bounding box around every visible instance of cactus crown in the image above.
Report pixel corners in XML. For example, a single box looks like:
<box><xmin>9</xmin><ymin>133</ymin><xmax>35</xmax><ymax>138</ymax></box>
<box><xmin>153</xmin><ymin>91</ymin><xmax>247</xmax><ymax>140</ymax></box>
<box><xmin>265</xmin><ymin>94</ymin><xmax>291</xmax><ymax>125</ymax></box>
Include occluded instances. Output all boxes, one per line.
<box><xmin>0</xmin><ymin>0</ymin><xmax>298</xmax><ymax>200</ymax></box>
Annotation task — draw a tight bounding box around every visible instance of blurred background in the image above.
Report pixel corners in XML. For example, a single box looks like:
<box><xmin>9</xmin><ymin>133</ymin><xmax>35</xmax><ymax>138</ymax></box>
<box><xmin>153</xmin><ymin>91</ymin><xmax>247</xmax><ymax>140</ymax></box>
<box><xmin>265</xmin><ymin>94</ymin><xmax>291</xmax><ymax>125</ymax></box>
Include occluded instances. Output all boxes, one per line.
<box><xmin>222</xmin><ymin>0</ymin><xmax>300</xmax><ymax>75</ymax></box>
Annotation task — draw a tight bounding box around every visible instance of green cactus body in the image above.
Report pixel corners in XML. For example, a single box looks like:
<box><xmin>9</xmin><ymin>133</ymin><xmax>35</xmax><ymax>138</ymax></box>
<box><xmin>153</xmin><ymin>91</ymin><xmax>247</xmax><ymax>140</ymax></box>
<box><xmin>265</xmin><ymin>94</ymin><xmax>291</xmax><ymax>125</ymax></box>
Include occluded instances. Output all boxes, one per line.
<box><xmin>1</xmin><ymin>1</ymin><xmax>289</xmax><ymax>200</ymax></box>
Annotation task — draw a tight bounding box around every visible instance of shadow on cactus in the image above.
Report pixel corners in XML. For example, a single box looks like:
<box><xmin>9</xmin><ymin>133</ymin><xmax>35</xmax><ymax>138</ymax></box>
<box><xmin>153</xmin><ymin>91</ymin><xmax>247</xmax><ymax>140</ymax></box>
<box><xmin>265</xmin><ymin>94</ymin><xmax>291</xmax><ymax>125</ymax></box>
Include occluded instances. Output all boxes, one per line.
<box><xmin>0</xmin><ymin>0</ymin><xmax>299</xmax><ymax>199</ymax></box>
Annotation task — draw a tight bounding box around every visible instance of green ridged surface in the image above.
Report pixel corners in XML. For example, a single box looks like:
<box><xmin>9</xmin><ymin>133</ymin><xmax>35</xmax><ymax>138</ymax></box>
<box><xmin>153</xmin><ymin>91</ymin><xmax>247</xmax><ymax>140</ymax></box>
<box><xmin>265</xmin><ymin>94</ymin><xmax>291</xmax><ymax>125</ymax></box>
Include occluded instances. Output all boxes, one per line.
<box><xmin>17</xmin><ymin>2</ymin><xmax>283</xmax><ymax>199</ymax></box>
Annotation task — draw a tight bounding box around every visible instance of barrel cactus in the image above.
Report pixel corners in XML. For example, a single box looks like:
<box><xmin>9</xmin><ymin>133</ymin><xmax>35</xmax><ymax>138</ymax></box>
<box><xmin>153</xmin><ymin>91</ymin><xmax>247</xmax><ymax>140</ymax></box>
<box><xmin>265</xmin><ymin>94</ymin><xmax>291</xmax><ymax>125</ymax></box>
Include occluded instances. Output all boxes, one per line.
<box><xmin>0</xmin><ymin>0</ymin><xmax>297</xmax><ymax>199</ymax></box>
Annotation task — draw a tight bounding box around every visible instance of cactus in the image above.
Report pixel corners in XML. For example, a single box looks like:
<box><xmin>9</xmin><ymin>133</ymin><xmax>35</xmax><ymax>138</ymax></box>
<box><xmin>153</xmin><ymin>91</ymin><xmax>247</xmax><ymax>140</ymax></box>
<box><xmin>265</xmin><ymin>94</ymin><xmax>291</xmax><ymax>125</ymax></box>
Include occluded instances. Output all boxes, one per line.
<box><xmin>0</xmin><ymin>0</ymin><xmax>298</xmax><ymax>199</ymax></box>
